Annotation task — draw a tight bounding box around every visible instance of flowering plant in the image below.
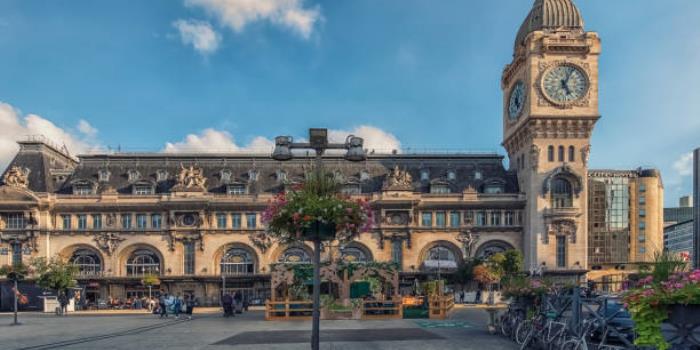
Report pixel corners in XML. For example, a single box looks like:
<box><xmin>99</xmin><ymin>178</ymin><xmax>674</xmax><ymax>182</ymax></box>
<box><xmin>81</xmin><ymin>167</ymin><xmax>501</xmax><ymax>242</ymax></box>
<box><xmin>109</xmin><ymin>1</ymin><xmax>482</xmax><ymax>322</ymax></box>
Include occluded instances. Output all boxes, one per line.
<box><xmin>501</xmin><ymin>276</ymin><xmax>551</xmax><ymax>299</ymax></box>
<box><xmin>623</xmin><ymin>252</ymin><xmax>700</xmax><ymax>350</ymax></box>
<box><xmin>262</xmin><ymin>171</ymin><xmax>373</xmax><ymax>243</ymax></box>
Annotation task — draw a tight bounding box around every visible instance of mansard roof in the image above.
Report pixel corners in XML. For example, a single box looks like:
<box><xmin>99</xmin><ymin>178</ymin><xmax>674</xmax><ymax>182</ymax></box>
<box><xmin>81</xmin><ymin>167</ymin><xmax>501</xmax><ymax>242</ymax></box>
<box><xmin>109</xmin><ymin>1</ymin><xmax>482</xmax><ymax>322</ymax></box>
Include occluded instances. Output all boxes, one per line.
<box><xmin>48</xmin><ymin>152</ymin><xmax>519</xmax><ymax>195</ymax></box>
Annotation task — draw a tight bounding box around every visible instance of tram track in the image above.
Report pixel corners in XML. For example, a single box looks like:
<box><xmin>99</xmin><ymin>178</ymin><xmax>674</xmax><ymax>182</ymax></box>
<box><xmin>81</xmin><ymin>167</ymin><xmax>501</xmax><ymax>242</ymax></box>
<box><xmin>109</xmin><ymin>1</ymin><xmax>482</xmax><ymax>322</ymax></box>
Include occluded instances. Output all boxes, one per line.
<box><xmin>14</xmin><ymin>317</ymin><xmax>191</xmax><ymax>350</ymax></box>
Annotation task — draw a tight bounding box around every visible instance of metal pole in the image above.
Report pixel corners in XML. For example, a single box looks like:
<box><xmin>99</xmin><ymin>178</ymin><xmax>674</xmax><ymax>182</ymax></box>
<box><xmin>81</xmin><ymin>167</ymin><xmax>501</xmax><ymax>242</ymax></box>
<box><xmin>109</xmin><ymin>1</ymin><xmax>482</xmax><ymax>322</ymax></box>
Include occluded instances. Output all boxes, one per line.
<box><xmin>13</xmin><ymin>279</ymin><xmax>19</xmax><ymax>325</ymax></box>
<box><xmin>312</xmin><ymin>238</ymin><xmax>321</xmax><ymax>350</ymax></box>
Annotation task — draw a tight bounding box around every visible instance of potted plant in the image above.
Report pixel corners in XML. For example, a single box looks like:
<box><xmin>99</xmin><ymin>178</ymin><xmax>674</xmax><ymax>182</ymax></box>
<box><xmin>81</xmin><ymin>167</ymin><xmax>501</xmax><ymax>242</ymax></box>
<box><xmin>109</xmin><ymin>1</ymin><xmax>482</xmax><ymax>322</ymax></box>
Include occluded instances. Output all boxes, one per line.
<box><xmin>623</xmin><ymin>252</ymin><xmax>700</xmax><ymax>350</ymax></box>
<box><xmin>351</xmin><ymin>298</ymin><xmax>363</xmax><ymax>319</ymax></box>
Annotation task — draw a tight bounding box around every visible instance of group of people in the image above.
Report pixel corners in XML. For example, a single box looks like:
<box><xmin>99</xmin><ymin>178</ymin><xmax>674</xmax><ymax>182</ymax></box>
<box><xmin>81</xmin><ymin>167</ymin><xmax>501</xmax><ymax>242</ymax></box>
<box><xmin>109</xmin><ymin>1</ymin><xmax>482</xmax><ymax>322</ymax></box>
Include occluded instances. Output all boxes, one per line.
<box><xmin>456</xmin><ymin>290</ymin><xmax>483</xmax><ymax>304</ymax></box>
<box><xmin>221</xmin><ymin>291</ymin><xmax>244</xmax><ymax>317</ymax></box>
<box><xmin>156</xmin><ymin>292</ymin><xmax>197</xmax><ymax>320</ymax></box>
<box><xmin>107</xmin><ymin>296</ymin><xmax>157</xmax><ymax>310</ymax></box>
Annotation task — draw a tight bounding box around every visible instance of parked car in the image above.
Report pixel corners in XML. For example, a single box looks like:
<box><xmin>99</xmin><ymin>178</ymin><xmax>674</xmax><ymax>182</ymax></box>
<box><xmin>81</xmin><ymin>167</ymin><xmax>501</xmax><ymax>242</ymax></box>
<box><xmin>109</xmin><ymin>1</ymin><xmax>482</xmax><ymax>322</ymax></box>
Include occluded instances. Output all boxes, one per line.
<box><xmin>592</xmin><ymin>298</ymin><xmax>635</xmax><ymax>344</ymax></box>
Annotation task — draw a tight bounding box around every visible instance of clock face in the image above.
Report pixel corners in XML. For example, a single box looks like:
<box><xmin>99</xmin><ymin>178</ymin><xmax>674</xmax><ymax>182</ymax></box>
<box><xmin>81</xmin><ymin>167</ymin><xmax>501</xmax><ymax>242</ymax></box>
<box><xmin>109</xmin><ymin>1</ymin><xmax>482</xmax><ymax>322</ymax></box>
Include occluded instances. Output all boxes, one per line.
<box><xmin>508</xmin><ymin>81</ymin><xmax>526</xmax><ymax>120</ymax></box>
<box><xmin>542</xmin><ymin>65</ymin><xmax>589</xmax><ymax>104</ymax></box>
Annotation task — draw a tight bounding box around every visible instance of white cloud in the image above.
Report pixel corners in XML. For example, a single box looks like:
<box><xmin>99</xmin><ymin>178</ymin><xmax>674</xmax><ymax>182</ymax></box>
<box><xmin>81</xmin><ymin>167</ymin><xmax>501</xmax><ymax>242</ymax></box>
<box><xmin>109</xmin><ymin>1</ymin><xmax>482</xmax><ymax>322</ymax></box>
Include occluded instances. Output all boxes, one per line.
<box><xmin>673</xmin><ymin>152</ymin><xmax>694</xmax><ymax>177</ymax></box>
<box><xmin>163</xmin><ymin>125</ymin><xmax>401</xmax><ymax>155</ymax></box>
<box><xmin>173</xmin><ymin>19</ymin><xmax>221</xmax><ymax>55</ymax></box>
<box><xmin>185</xmin><ymin>0</ymin><xmax>321</xmax><ymax>40</ymax></box>
<box><xmin>77</xmin><ymin>119</ymin><xmax>98</xmax><ymax>138</ymax></box>
<box><xmin>163</xmin><ymin>128</ymin><xmax>274</xmax><ymax>153</ymax></box>
<box><xmin>0</xmin><ymin>102</ymin><xmax>101</xmax><ymax>171</ymax></box>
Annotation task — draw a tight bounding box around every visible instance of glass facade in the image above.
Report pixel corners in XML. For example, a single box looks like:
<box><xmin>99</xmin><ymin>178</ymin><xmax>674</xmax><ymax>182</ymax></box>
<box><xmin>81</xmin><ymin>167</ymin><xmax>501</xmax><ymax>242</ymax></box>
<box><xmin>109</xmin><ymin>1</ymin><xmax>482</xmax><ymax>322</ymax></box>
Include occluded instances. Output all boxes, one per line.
<box><xmin>588</xmin><ymin>176</ymin><xmax>630</xmax><ymax>265</ymax></box>
<box><xmin>664</xmin><ymin>220</ymin><xmax>694</xmax><ymax>262</ymax></box>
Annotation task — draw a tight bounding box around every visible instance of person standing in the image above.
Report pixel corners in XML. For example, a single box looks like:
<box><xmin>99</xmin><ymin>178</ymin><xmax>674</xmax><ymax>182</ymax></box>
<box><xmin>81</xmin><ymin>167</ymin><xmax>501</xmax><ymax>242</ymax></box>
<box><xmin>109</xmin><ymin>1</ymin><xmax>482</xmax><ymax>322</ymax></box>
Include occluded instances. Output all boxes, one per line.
<box><xmin>158</xmin><ymin>292</ymin><xmax>168</xmax><ymax>318</ymax></box>
<box><xmin>173</xmin><ymin>294</ymin><xmax>182</xmax><ymax>319</ymax></box>
<box><xmin>233</xmin><ymin>291</ymin><xmax>242</xmax><ymax>314</ymax></box>
<box><xmin>459</xmin><ymin>291</ymin><xmax>465</xmax><ymax>304</ymax></box>
<box><xmin>221</xmin><ymin>292</ymin><xmax>233</xmax><ymax>317</ymax></box>
<box><xmin>58</xmin><ymin>291</ymin><xmax>69</xmax><ymax>316</ymax></box>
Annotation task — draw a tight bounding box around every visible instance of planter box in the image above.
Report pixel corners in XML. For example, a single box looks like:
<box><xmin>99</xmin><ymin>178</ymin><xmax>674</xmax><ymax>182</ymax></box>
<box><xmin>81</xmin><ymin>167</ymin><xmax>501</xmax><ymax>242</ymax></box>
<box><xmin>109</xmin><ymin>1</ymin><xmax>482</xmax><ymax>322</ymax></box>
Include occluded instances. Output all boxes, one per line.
<box><xmin>667</xmin><ymin>304</ymin><xmax>700</xmax><ymax>325</ymax></box>
<box><xmin>322</xmin><ymin>309</ymin><xmax>354</xmax><ymax>320</ymax></box>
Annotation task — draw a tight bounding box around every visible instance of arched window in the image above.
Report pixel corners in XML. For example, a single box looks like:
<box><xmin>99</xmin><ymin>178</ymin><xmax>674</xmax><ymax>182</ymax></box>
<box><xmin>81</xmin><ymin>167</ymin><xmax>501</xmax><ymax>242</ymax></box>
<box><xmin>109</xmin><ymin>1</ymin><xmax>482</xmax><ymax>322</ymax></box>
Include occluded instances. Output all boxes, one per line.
<box><xmin>278</xmin><ymin>247</ymin><xmax>311</xmax><ymax>264</ymax></box>
<box><xmin>422</xmin><ymin>245</ymin><xmax>458</xmax><ymax>270</ymax></box>
<box><xmin>568</xmin><ymin>146</ymin><xmax>575</xmax><ymax>162</ymax></box>
<box><xmin>551</xmin><ymin>178</ymin><xmax>573</xmax><ymax>208</ymax></box>
<box><xmin>126</xmin><ymin>249</ymin><xmax>160</xmax><ymax>276</ymax></box>
<box><xmin>71</xmin><ymin>249</ymin><xmax>102</xmax><ymax>276</ymax></box>
<box><xmin>558</xmin><ymin>146</ymin><xmax>565</xmax><ymax>162</ymax></box>
<box><xmin>548</xmin><ymin>146</ymin><xmax>554</xmax><ymax>162</ymax></box>
<box><xmin>221</xmin><ymin>247</ymin><xmax>256</xmax><ymax>275</ymax></box>
<box><xmin>340</xmin><ymin>246</ymin><xmax>371</xmax><ymax>263</ymax></box>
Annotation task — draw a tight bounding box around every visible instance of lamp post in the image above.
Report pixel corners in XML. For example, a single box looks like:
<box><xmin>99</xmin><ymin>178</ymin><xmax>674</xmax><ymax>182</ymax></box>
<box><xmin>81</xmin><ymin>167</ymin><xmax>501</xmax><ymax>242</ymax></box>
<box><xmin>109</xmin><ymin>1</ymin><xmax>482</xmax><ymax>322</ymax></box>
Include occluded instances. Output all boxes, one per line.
<box><xmin>8</xmin><ymin>271</ymin><xmax>24</xmax><ymax>326</ymax></box>
<box><xmin>272</xmin><ymin>128</ymin><xmax>366</xmax><ymax>350</ymax></box>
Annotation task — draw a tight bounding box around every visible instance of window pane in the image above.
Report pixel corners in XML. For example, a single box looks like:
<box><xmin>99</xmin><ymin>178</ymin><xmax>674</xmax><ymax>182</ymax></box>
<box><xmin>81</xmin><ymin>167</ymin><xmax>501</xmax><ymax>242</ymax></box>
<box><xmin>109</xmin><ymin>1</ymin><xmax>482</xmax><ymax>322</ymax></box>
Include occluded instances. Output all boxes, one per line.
<box><xmin>78</xmin><ymin>215</ymin><xmax>87</xmax><ymax>230</ymax></box>
<box><xmin>450</xmin><ymin>212</ymin><xmax>460</xmax><ymax>227</ymax></box>
<box><xmin>92</xmin><ymin>214</ymin><xmax>102</xmax><ymax>229</ymax></box>
<box><xmin>246</xmin><ymin>213</ymin><xmax>256</xmax><ymax>229</ymax></box>
<box><xmin>184</xmin><ymin>242</ymin><xmax>195</xmax><ymax>275</ymax></box>
<box><xmin>556</xmin><ymin>236</ymin><xmax>567</xmax><ymax>268</ymax></box>
<box><xmin>232</xmin><ymin>214</ymin><xmax>241</xmax><ymax>228</ymax></box>
<box><xmin>421</xmin><ymin>212</ymin><xmax>432</xmax><ymax>227</ymax></box>
<box><xmin>137</xmin><ymin>214</ymin><xmax>147</xmax><ymax>229</ymax></box>
<box><xmin>62</xmin><ymin>215</ymin><xmax>71</xmax><ymax>230</ymax></box>
<box><xmin>151</xmin><ymin>214</ymin><xmax>162</xmax><ymax>229</ymax></box>
<box><xmin>121</xmin><ymin>214</ymin><xmax>131</xmax><ymax>229</ymax></box>
<box><xmin>217</xmin><ymin>213</ymin><xmax>227</xmax><ymax>229</ymax></box>
<box><xmin>435</xmin><ymin>212</ymin><xmax>446</xmax><ymax>227</ymax></box>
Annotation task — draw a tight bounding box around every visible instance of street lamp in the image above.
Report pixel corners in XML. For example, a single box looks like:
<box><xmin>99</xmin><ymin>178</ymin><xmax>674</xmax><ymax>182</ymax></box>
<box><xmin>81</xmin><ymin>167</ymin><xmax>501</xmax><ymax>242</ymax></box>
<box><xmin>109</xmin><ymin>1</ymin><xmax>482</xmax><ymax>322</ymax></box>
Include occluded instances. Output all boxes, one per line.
<box><xmin>272</xmin><ymin>128</ymin><xmax>366</xmax><ymax>350</ymax></box>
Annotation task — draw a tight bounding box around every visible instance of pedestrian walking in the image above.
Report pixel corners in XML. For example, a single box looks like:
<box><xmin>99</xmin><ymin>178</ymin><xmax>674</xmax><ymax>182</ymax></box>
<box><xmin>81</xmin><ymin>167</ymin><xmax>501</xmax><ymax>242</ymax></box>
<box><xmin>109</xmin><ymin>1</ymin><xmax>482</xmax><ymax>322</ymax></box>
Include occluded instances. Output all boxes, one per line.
<box><xmin>459</xmin><ymin>290</ymin><xmax>464</xmax><ymax>304</ymax></box>
<box><xmin>58</xmin><ymin>291</ymin><xmax>69</xmax><ymax>316</ymax></box>
<box><xmin>475</xmin><ymin>289</ymin><xmax>482</xmax><ymax>304</ymax></box>
<box><xmin>185</xmin><ymin>294</ymin><xmax>196</xmax><ymax>321</ymax></box>
<box><xmin>159</xmin><ymin>292</ymin><xmax>168</xmax><ymax>318</ymax></box>
<box><xmin>173</xmin><ymin>294</ymin><xmax>182</xmax><ymax>319</ymax></box>
<box><xmin>222</xmin><ymin>292</ymin><xmax>233</xmax><ymax>317</ymax></box>
<box><xmin>233</xmin><ymin>291</ymin><xmax>242</xmax><ymax>314</ymax></box>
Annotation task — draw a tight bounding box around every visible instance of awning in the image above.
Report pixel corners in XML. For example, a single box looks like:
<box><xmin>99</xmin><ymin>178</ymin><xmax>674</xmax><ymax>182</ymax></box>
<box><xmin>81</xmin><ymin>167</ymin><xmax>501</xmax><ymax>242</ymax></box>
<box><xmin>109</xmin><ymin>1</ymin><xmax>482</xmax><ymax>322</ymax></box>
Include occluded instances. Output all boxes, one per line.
<box><xmin>422</xmin><ymin>260</ymin><xmax>458</xmax><ymax>269</ymax></box>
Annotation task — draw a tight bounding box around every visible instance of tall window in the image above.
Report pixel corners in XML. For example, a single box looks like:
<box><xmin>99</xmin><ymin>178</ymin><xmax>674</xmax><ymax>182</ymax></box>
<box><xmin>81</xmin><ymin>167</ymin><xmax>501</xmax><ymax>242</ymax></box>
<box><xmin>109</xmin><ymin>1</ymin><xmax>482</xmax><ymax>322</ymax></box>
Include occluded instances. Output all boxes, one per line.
<box><xmin>391</xmin><ymin>240</ymin><xmax>403</xmax><ymax>268</ymax></box>
<box><xmin>62</xmin><ymin>215</ymin><xmax>71</xmax><ymax>230</ymax></box>
<box><xmin>136</xmin><ymin>214</ymin><xmax>147</xmax><ymax>229</ymax></box>
<box><xmin>126</xmin><ymin>249</ymin><xmax>160</xmax><ymax>276</ymax></box>
<box><xmin>221</xmin><ymin>247</ymin><xmax>255</xmax><ymax>275</ymax></box>
<box><xmin>505</xmin><ymin>211</ymin><xmax>514</xmax><ymax>226</ymax></box>
<box><xmin>5</xmin><ymin>213</ymin><xmax>25</xmax><ymax>229</ymax></box>
<box><xmin>639</xmin><ymin>196</ymin><xmax>646</xmax><ymax>205</ymax></box>
<box><xmin>246</xmin><ymin>213</ymin><xmax>256</xmax><ymax>229</ymax></box>
<box><xmin>92</xmin><ymin>214</ymin><xmax>102</xmax><ymax>229</ymax></box>
<box><xmin>77</xmin><ymin>214</ymin><xmax>87</xmax><ymax>230</ymax></box>
<box><xmin>476</xmin><ymin>211</ymin><xmax>486</xmax><ymax>226</ymax></box>
<box><xmin>556</xmin><ymin>236</ymin><xmax>567</xmax><ymax>268</ymax></box>
<box><xmin>184</xmin><ymin>242</ymin><xmax>195</xmax><ymax>275</ymax></box>
<box><xmin>548</xmin><ymin>146</ymin><xmax>554</xmax><ymax>162</ymax></box>
<box><xmin>490</xmin><ymin>211</ymin><xmax>501</xmax><ymax>226</ymax></box>
<box><xmin>551</xmin><ymin>178</ymin><xmax>573</xmax><ymax>208</ymax></box>
<box><xmin>71</xmin><ymin>249</ymin><xmax>101</xmax><ymax>276</ymax></box>
<box><xmin>435</xmin><ymin>212</ymin><xmax>446</xmax><ymax>227</ymax></box>
<box><xmin>558</xmin><ymin>146</ymin><xmax>565</xmax><ymax>162</ymax></box>
<box><xmin>11</xmin><ymin>243</ymin><xmax>22</xmax><ymax>266</ymax></box>
<box><xmin>450</xmin><ymin>211</ymin><xmax>461</xmax><ymax>227</ymax></box>
<box><xmin>421</xmin><ymin>212</ymin><xmax>433</xmax><ymax>227</ymax></box>
<box><xmin>232</xmin><ymin>213</ymin><xmax>241</xmax><ymax>229</ymax></box>
<box><xmin>151</xmin><ymin>214</ymin><xmax>162</xmax><ymax>229</ymax></box>
<box><xmin>217</xmin><ymin>213</ymin><xmax>227</xmax><ymax>229</ymax></box>
<box><xmin>568</xmin><ymin>146</ymin><xmax>575</xmax><ymax>162</ymax></box>
<box><xmin>639</xmin><ymin>184</ymin><xmax>646</xmax><ymax>192</ymax></box>
<box><xmin>121</xmin><ymin>214</ymin><xmax>132</xmax><ymax>229</ymax></box>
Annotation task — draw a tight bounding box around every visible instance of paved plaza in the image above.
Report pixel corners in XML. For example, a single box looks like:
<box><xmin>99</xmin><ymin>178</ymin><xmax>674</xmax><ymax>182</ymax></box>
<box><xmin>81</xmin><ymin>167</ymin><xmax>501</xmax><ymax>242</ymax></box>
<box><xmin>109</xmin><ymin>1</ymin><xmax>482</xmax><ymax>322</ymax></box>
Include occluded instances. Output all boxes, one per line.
<box><xmin>0</xmin><ymin>306</ymin><xmax>517</xmax><ymax>350</ymax></box>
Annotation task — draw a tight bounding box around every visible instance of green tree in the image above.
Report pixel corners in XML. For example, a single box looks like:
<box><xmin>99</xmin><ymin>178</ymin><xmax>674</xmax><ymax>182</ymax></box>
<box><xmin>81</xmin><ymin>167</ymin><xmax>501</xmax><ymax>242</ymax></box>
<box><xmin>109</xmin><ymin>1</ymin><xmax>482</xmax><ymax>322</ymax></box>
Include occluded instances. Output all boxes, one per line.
<box><xmin>450</xmin><ymin>258</ymin><xmax>482</xmax><ymax>291</ymax></box>
<box><xmin>30</xmin><ymin>257</ymin><xmax>78</xmax><ymax>293</ymax></box>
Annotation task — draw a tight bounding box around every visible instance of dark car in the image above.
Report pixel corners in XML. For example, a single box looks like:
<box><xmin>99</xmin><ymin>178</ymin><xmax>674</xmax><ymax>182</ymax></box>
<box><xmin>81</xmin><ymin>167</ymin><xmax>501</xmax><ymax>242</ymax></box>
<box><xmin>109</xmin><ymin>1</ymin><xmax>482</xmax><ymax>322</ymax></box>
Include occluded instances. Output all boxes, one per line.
<box><xmin>592</xmin><ymin>298</ymin><xmax>635</xmax><ymax>344</ymax></box>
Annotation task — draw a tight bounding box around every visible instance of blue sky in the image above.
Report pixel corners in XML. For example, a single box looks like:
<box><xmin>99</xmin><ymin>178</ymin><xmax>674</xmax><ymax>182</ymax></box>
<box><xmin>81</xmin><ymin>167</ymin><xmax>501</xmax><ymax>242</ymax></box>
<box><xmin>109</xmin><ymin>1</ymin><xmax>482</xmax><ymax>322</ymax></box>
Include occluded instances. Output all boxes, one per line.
<box><xmin>0</xmin><ymin>0</ymin><xmax>699</xmax><ymax>206</ymax></box>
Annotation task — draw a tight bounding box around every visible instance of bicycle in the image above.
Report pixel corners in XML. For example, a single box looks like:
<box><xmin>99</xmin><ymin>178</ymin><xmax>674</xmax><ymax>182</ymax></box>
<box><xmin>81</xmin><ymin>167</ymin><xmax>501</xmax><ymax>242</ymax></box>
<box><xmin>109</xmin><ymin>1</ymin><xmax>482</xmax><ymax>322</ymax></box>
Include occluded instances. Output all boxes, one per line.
<box><xmin>500</xmin><ymin>303</ymin><xmax>526</xmax><ymax>339</ymax></box>
<box><xmin>516</xmin><ymin>311</ymin><xmax>568</xmax><ymax>350</ymax></box>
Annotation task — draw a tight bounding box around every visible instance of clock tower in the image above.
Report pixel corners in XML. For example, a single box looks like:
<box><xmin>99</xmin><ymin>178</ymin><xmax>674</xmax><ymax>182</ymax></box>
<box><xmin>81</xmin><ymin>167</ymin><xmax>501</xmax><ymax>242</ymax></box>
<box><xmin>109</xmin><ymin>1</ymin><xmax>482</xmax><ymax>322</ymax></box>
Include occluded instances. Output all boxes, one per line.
<box><xmin>501</xmin><ymin>0</ymin><xmax>601</xmax><ymax>278</ymax></box>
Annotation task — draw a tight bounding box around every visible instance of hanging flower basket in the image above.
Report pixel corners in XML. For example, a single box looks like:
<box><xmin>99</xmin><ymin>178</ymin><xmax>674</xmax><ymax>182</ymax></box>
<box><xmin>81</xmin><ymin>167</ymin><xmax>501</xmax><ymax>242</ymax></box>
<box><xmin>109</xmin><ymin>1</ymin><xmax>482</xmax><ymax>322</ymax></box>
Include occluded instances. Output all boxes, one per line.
<box><xmin>667</xmin><ymin>304</ymin><xmax>700</xmax><ymax>325</ymax></box>
<box><xmin>301</xmin><ymin>220</ymin><xmax>337</xmax><ymax>241</ymax></box>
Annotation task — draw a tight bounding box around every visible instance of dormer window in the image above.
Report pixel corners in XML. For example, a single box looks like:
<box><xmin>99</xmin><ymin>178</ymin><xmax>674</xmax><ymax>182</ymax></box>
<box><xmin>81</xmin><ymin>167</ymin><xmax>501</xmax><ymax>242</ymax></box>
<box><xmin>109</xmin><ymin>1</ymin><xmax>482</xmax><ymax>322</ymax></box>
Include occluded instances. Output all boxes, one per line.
<box><xmin>156</xmin><ymin>170</ymin><xmax>169</xmax><ymax>182</ymax></box>
<box><xmin>73</xmin><ymin>183</ymin><xmax>94</xmax><ymax>195</ymax></box>
<box><xmin>420</xmin><ymin>169</ymin><xmax>430</xmax><ymax>182</ymax></box>
<box><xmin>127</xmin><ymin>170</ymin><xmax>141</xmax><ymax>182</ymax></box>
<box><xmin>483</xmin><ymin>184</ymin><xmax>504</xmax><ymax>194</ymax></box>
<box><xmin>360</xmin><ymin>170</ymin><xmax>370</xmax><ymax>182</ymax></box>
<box><xmin>98</xmin><ymin>169</ymin><xmax>111</xmax><ymax>183</ymax></box>
<box><xmin>430</xmin><ymin>184</ymin><xmax>451</xmax><ymax>194</ymax></box>
<box><xmin>133</xmin><ymin>184</ymin><xmax>155</xmax><ymax>195</ymax></box>
<box><xmin>220</xmin><ymin>169</ymin><xmax>232</xmax><ymax>184</ymax></box>
<box><xmin>474</xmin><ymin>170</ymin><xmax>482</xmax><ymax>180</ymax></box>
<box><xmin>227</xmin><ymin>184</ymin><xmax>246</xmax><ymax>195</ymax></box>
<box><xmin>447</xmin><ymin>170</ymin><xmax>456</xmax><ymax>181</ymax></box>
<box><xmin>341</xmin><ymin>183</ymin><xmax>361</xmax><ymax>195</ymax></box>
<box><xmin>248</xmin><ymin>169</ymin><xmax>258</xmax><ymax>182</ymax></box>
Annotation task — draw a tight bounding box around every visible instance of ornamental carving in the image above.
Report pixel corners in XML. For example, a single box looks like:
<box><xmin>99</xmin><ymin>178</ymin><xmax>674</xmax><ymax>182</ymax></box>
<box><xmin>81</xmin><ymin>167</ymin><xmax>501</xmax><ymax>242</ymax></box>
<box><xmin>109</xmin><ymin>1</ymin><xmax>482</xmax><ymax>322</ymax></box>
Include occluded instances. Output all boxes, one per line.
<box><xmin>382</xmin><ymin>166</ymin><xmax>413</xmax><ymax>191</ymax></box>
<box><xmin>175</xmin><ymin>164</ymin><xmax>207</xmax><ymax>191</ymax></box>
<box><xmin>3</xmin><ymin>166</ymin><xmax>29</xmax><ymax>189</ymax></box>
<box><xmin>542</xmin><ymin>164</ymin><xmax>583</xmax><ymax>198</ymax></box>
<box><xmin>0</xmin><ymin>232</ymin><xmax>38</xmax><ymax>253</ymax></box>
<box><xmin>93</xmin><ymin>232</ymin><xmax>125</xmax><ymax>256</ymax></box>
<box><xmin>547</xmin><ymin>220</ymin><xmax>577</xmax><ymax>244</ymax></box>
<box><xmin>248</xmin><ymin>231</ymin><xmax>272</xmax><ymax>253</ymax></box>
<box><xmin>167</xmin><ymin>231</ymin><xmax>204</xmax><ymax>252</ymax></box>
<box><xmin>529</xmin><ymin>144</ymin><xmax>540</xmax><ymax>170</ymax></box>
<box><xmin>457</xmin><ymin>230</ymin><xmax>480</xmax><ymax>259</ymax></box>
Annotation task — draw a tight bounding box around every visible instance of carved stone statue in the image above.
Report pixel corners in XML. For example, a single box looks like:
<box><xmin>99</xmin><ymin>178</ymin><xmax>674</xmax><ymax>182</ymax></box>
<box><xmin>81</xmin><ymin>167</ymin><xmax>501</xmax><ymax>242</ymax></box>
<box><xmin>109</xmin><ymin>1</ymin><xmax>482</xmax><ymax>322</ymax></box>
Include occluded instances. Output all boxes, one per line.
<box><xmin>457</xmin><ymin>230</ymin><xmax>480</xmax><ymax>258</ymax></box>
<box><xmin>382</xmin><ymin>165</ymin><xmax>413</xmax><ymax>191</ymax></box>
<box><xmin>580</xmin><ymin>145</ymin><xmax>591</xmax><ymax>167</ymax></box>
<box><xmin>248</xmin><ymin>231</ymin><xmax>272</xmax><ymax>253</ymax></box>
<box><xmin>3</xmin><ymin>166</ymin><xmax>29</xmax><ymax>188</ymax></box>
<box><xmin>176</xmin><ymin>164</ymin><xmax>207</xmax><ymax>191</ymax></box>
<box><xmin>530</xmin><ymin>144</ymin><xmax>540</xmax><ymax>170</ymax></box>
<box><xmin>547</xmin><ymin>220</ymin><xmax>577</xmax><ymax>244</ymax></box>
<box><xmin>93</xmin><ymin>232</ymin><xmax>125</xmax><ymax>256</ymax></box>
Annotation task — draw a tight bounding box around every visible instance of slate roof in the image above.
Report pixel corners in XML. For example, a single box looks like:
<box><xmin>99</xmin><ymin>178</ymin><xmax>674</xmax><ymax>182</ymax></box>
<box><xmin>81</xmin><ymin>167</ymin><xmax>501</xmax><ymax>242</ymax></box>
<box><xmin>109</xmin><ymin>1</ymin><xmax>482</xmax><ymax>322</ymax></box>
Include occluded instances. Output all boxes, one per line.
<box><xmin>515</xmin><ymin>0</ymin><xmax>585</xmax><ymax>50</ymax></box>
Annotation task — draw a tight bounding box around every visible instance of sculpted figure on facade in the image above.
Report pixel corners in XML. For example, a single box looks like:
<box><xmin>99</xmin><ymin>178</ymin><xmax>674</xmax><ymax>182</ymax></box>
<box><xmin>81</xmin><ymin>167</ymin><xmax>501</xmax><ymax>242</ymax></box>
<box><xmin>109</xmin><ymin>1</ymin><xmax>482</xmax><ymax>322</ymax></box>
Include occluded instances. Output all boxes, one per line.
<box><xmin>581</xmin><ymin>145</ymin><xmax>591</xmax><ymax>167</ymax></box>
<box><xmin>530</xmin><ymin>144</ymin><xmax>540</xmax><ymax>170</ymax></box>
<box><xmin>457</xmin><ymin>230</ymin><xmax>479</xmax><ymax>258</ymax></box>
<box><xmin>3</xmin><ymin>166</ymin><xmax>29</xmax><ymax>189</ymax></box>
<box><xmin>382</xmin><ymin>165</ymin><xmax>413</xmax><ymax>191</ymax></box>
<box><xmin>547</xmin><ymin>220</ymin><xmax>577</xmax><ymax>244</ymax></box>
<box><xmin>249</xmin><ymin>231</ymin><xmax>272</xmax><ymax>253</ymax></box>
<box><xmin>93</xmin><ymin>232</ymin><xmax>125</xmax><ymax>256</ymax></box>
<box><xmin>177</xmin><ymin>164</ymin><xmax>207</xmax><ymax>190</ymax></box>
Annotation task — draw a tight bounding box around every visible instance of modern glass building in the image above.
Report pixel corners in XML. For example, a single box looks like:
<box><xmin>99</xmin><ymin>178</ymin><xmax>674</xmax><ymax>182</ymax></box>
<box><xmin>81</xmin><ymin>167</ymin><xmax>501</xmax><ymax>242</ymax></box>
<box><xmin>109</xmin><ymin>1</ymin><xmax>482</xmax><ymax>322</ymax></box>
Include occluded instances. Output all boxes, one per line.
<box><xmin>664</xmin><ymin>220</ymin><xmax>693</xmax><ymax>262</ymax></box>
